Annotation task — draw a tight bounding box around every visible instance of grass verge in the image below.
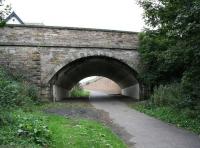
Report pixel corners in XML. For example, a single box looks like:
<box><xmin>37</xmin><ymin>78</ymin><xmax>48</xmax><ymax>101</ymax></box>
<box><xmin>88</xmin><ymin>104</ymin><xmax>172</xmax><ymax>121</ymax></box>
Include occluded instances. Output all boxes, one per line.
<box><xmin>129</xmin><ymin>102</ymin><xmax>200</xmax><ymax>135</ymax></box>
<box><xmin>48</xmin><ymin>114</ymin><xmax>126</xmax><ymax>148</ymax></box>
<box><xmin>1</xmin><ymin>104</ymin><xmax>127</xmax><ymax>148</ymax></box>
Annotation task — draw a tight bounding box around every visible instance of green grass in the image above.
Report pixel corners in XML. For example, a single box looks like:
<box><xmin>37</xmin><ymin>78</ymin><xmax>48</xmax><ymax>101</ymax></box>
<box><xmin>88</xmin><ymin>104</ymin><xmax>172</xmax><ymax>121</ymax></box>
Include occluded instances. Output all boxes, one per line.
<box><xmin>0</xmin><ymin>105</ymin><xmax>126</xmax><ymax>148</ymax></box>
<box><xmin>69</xmin><ymin>89</ymin><xmax>90</xmax><ymax>97</ymax></box>
<box><xmin>130</xmin><ymin>102</ymin><xmax>200</xmax><ymax>135</ymax></box>
<box><xmin>69</xmin><ymin>85</ymin><xmax>90</xmax><ymax>97</ymax></box>
<box><xmin>40</xmin><ymin>103</ymin><xmax>126</xmax><ymax>148</ymax></box>
<box><xmin>48</xmin><ymin>114</ymin><xmax>126</xmax><ymax>148</ymax></box>
<box><xmin>0</xmin><ymin>110</ymin><xmax>50</xmax><ymax>147</ymax></box>
<box><xmin>37</xmin><ymin>101</ymin><xmax>93</xmax><ymax>110</ymax></box>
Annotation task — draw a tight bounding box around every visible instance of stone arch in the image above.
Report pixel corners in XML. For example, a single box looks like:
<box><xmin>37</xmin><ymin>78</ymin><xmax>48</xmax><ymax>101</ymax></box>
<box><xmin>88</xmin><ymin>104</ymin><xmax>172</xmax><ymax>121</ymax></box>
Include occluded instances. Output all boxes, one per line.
<box><xmin>43</xmin><ymin>52</ymin><xmax>137</xmax><ymax>85</ymax></box>
<box><xmin>47</xmin><ymin>55</ymin><xmax>140</xmax><ymax>101</ymax></box>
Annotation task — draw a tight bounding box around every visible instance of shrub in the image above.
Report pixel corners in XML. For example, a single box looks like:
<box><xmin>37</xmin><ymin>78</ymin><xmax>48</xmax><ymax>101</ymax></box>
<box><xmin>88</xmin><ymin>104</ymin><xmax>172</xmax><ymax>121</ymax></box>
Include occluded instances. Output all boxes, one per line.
<box><xmin>0</xmin><ymin>67</ymin><xmax>48</xmax><ymax>146</ymax></box>
<box><xmin>0</xmin><ymin>110</ymin><xmax>52</xmax><ymax>147</ymax></box>
<box><xmin>150</xmin><ymin>83</ymin><xmax>200</xmax><ymax>117</ymax></box>
<box><xmin>69</xmin><ymin>84</ymin><xmax>90</xmax><ymax>97</ymax></box>
<box><xmin>138</xmin><ymin>0</ymin><xmax>200</xmax><ymax>115</ymax></box>
<box><xmin>181</xmin><ymin>68</ymin><xmax>200</xmax><ymax>110</ymax></box>
<box><xmin>14</xmin><ymin>111</ymin><xmax>52</xmax><ymax>146</ymax></box>
<box><xmin>0</xmin><ymin>111</ymin><xmax>14</xmax><ymax>126</ymax></box>
<box><xmin>150</xmin><ymin>83</ymin><xmax>184</xmax><ymax>107</ymax></box>
<box><xmin>0</xmin><ymin>67</ymin><xmax>39</xmax><ymax>109</ymax></box>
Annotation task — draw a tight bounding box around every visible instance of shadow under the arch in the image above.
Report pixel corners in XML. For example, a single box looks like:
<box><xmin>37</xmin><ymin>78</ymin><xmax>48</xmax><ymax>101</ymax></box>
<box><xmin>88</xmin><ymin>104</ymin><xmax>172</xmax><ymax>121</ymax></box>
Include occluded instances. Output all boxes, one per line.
<box><xmin>89</xmin><ymin>94</ymin><xmax>138</xmax><ymax>102</ymax></box>
<box><xmin>59</xmin><ymin>94</ymin><xmax>138</xmax><ymax>104</ymax></box>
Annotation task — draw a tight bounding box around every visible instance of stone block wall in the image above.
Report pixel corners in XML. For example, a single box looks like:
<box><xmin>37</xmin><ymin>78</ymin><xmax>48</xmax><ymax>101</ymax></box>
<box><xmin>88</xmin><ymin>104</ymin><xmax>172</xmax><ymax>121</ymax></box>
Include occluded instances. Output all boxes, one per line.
<box><xmin>0</xmin><ymin>25</ymin><xmax>141</xmax><ymax>100</ymax></box>
<box><xmin>0</xmin><ymin>46</ymin><xmax>41</xmax><ymax>86</ymax></box>
<box><xmin>0</xmin><ymin>25</ymin><xmax>139</xmax><ymax>49</ymax></box>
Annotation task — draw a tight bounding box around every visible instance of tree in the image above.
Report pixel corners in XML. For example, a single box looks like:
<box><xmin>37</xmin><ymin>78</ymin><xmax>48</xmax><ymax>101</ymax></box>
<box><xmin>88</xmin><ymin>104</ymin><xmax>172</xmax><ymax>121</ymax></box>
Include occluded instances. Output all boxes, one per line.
<box><xmin>138</xmin><ymin>0</ymin><xmax>200</xmax><ymax>109</ymax></box>
<box><xmin>0</xmin><ymin>0</ymin><xmax>11</xmax><ymax>26</ymax></box>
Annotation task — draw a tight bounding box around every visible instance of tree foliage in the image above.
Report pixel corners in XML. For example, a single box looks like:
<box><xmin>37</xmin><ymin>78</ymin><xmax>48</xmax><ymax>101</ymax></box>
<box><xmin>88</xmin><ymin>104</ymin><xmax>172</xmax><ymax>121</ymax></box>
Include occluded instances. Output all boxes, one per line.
<box><xmin>0</xmin><ymin>0</ymin><xmax>11</xmax><ymax>26</ymax></box>
<box><xmin>138</xmin><ymin>0</ymin><xmax>200</xmax><ymax>109</ymax></box>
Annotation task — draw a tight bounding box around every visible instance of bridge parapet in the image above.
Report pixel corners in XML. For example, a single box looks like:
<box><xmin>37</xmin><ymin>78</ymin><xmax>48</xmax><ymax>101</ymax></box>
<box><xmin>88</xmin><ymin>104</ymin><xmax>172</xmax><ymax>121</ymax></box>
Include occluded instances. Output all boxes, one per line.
<box><xmin>0</xmin><ymin>25</ymin><xmax>138</xmax><ymax>50</ymax></box>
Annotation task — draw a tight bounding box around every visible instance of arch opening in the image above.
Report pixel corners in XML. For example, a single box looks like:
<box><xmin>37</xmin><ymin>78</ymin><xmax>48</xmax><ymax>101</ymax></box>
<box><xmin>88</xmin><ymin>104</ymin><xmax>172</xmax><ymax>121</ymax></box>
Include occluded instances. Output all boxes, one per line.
<box><xmin>80</xmin><ymin>76</ymin><xmax>122</xmax><ymax>95</ymax></box>
<box><xmin>49</xmin><ymin>56</ymin><xmax>140</xmax><ymax>101</ymax></box>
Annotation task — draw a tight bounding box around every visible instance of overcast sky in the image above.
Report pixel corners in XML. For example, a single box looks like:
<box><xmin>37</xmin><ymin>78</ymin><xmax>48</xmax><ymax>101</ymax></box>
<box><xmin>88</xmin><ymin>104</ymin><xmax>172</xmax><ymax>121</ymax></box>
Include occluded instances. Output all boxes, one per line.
<box><xmin>9</xmin><ymin>0</ymin><xmax>144</xmax><ymax>32</ymax></box>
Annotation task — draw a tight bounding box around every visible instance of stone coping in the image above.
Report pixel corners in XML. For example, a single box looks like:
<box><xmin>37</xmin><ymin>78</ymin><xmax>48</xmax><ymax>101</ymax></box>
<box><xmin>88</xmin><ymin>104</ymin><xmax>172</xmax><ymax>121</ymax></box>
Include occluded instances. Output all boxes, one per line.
<box><xmin>5</xmin><ymin>24</ymin><xmax>139</xmax><ymax>35</ymax></box>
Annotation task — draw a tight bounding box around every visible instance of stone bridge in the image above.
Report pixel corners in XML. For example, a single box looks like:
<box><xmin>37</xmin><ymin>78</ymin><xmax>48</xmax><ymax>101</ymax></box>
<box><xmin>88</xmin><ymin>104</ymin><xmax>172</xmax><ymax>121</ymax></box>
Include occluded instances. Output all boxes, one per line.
<box><xmin>0</xmin><ymin>25</ymin><xmax>142</xmax><ymax>101</ymax></box>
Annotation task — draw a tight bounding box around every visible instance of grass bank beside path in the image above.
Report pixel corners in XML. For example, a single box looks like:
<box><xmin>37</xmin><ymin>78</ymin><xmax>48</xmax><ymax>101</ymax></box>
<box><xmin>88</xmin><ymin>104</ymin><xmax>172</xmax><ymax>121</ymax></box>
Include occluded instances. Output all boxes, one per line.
<box><xmin>48</xmin><ymin>114</ymin><xmax>126</xmax><ymax>148</ymax></box>
<box><xmin>129</xmin><ymin>102</ymin><xmax>200</xmax><ymax>135</ymax></box>
<box><xmin>37</xmin><ymin>102</ymin><xmax>127</xmax><ymax>148</ymax></box>
<box><xmin>1</xmin><ymin>102</ymin><xmax>127</xmax><ymax>148</ymax></box>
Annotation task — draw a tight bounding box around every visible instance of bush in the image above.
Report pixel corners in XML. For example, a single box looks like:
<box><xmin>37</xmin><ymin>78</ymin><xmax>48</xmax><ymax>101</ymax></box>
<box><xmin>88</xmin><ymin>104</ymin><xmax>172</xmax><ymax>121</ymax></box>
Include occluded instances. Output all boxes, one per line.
<box><xmin>0</xmin><ymin>67</ymin><xmax>49</xmax><ymax>146</ymax></box>
<box><xmin>14</xmin><ymin>111</ymin><xmax>52</xmax><ymax>146</ymax></box>
<box><xmin>149</xmin><ymin>83</ymin><xmax>200</xmax><ymax>118</ymax></box>
<box><xmin>181</xmin><ymin>68</ymin><xmax>200</xmax><ymax>110</ymax></box>
<box><xmin>69</xmin><ymin>84</ymin><xmax>90</xmax><ymax>97</ymax></box>
<box><xmin>0</xmin><ymin>110</ymin><xmax>52</xmax><ymax>147</ymax></box>
<box><xmin>138</xmin><ymin>0</ymin><xmax>200</xmax><ymax>116</ymax></box>
<box><xmin>150</xmin><ymin>83</ymin><xmax>184</xmax><ymax>107</ymax></box>
<box><xmin>0</xmin><ymin>67</ymin><xmax>39</xmax><ymax>109</ymax></box>
<box><xmin>0</xmin><ymin>111</ymin><xmax>14</xmax><ymax>127</ymax></box>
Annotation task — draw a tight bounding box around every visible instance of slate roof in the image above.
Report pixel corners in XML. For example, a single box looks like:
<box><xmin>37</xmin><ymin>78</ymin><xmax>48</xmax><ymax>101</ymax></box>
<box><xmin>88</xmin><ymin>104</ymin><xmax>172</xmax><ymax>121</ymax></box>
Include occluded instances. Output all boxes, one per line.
<box><xmin>5</xmin><ymin>11</ymin><xmax>24</xmax><ymax>24</ymax></box>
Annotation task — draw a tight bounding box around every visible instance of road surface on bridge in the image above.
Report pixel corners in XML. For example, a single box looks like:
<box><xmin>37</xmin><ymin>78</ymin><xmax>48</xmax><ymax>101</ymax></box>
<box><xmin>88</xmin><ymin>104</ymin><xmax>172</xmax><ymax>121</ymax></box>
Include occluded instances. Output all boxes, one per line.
<box><xmin>89</xmin><ymin>90</ymin><xmax>200</xmax><ymax>148</ymax></box>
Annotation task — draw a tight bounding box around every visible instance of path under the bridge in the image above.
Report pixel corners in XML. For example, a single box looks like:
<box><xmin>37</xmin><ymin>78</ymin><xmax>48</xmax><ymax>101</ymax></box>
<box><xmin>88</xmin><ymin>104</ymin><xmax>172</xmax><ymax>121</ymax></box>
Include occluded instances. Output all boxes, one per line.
<box><xmin>89</xmin><ymin>90</ymin><xmax>200</xmax><ymax>148</ymax></box>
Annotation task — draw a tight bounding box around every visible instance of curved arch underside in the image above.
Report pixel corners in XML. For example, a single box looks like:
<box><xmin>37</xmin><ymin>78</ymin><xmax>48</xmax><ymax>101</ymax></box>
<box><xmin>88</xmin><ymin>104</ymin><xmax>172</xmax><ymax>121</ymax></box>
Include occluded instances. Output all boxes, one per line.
<box><xmin>50</xmin><ymin>56</ymin><xmax>140</xmax><ymax>100</ymax></box>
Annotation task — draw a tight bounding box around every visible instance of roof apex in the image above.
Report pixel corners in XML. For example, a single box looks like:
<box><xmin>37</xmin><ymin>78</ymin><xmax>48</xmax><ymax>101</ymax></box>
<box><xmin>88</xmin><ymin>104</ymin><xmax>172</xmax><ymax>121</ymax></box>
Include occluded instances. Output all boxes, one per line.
<box><xmin>5</xmin><ymin>11</ymin><xmax>24</xmax><ymax>24</ymax></box>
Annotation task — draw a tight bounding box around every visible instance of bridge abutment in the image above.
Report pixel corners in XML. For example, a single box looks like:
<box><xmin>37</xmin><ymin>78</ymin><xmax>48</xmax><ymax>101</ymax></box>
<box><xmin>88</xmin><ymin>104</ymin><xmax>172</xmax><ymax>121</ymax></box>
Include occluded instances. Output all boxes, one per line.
<box><xmin>52</xmin><ymin>85</ymin><xmax>69</xmax><ymax>101</ymax></box>
<box><xmin>122</xmin><ymin>84</ymin><xmax>140</xmax><ymax>99</ymax></box>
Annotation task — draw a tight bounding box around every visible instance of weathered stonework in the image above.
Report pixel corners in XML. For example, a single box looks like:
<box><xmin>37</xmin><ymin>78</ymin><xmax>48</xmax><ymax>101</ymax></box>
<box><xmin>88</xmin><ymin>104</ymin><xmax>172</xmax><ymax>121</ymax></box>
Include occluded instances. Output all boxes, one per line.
<box><xmin>0</xmin><ymin>25</ymin><xmax>141</xmax><ymax>100</ymax></box>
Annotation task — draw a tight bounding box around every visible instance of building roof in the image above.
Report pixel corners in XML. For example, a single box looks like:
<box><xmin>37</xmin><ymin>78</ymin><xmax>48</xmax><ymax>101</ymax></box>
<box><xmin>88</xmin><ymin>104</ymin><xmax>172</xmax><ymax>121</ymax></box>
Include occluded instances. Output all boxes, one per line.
<box><xmin>5</xmin><ymin>11</ymin><xmax>24</xmax><ymax>24</ymax></box>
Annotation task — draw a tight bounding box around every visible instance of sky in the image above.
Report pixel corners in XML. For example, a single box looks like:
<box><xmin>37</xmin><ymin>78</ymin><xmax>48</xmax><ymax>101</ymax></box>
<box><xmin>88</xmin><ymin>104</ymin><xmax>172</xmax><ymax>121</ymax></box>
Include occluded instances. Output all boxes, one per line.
<box><xmin>8</xmin><ymin>0</ymin><xmax>144</xmax><ymax>32</ymax></box>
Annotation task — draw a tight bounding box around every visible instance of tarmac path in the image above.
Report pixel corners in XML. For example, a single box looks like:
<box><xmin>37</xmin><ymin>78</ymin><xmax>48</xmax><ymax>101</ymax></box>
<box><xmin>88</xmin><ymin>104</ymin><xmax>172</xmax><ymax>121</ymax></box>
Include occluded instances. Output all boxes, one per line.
<box><xmin>89</xmin><ymin>91</ymin><xmax>200</xmax><ymax>148</ymax></box>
